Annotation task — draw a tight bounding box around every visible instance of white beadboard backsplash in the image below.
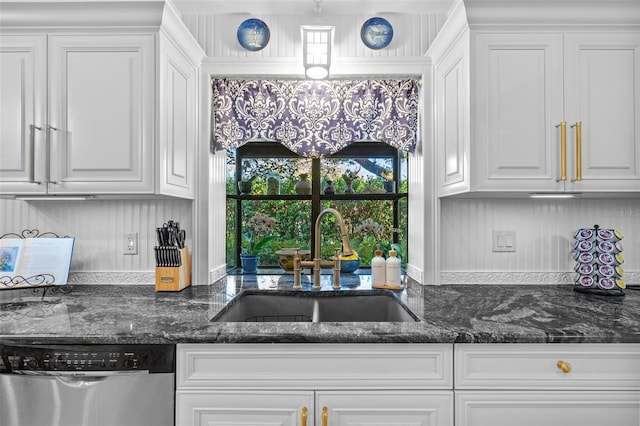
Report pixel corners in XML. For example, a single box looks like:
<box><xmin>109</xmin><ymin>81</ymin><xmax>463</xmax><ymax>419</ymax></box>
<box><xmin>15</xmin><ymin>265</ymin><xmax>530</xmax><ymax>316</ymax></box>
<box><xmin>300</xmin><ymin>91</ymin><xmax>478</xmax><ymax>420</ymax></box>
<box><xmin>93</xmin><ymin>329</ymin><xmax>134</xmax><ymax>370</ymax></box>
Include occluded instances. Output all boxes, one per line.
<box><xmin>0</xmin><ymin>198</ymin><xmax>192</xmax><ymax>283</ymax></box>
<box><xmin>440</xmin><ymin>197</ymin><xmax>639</xmax><ymax>284</ymax></box>
<box><xmin>2</xmin><ymin>197</ymin><xmax>637</xmax><ymax>285</ymax></box>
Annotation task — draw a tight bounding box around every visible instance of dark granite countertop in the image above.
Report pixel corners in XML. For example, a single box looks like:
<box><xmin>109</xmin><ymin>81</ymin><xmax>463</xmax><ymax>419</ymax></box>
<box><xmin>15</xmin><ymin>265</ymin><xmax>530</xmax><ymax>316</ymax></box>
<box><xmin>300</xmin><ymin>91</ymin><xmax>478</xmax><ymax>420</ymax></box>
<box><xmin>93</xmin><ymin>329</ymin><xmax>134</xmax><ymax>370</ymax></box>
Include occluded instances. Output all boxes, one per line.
<box><xmin>1</xmin><ymin>274</ymin><xmax>639</xmax><ymax>345</ymax></box>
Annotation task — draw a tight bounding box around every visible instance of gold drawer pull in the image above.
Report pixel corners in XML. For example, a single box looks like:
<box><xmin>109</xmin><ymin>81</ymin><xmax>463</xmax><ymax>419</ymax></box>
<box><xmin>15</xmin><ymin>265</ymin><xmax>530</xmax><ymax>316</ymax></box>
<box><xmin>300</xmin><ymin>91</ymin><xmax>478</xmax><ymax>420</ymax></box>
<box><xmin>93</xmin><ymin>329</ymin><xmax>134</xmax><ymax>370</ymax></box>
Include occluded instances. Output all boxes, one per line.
<box><xmin>322</xmin><ymin>406</ymin><xmax>328</xmax><ymax>426</ymax></box>
<box><xmin>557</xmin><ymin>360</ymin><xmax>572</xmax><ymax>373</ymax></box>
<box><xmin>301</xmin><ymin>406</ymin><xmax>307</xmax><ymax>426</ymax></box>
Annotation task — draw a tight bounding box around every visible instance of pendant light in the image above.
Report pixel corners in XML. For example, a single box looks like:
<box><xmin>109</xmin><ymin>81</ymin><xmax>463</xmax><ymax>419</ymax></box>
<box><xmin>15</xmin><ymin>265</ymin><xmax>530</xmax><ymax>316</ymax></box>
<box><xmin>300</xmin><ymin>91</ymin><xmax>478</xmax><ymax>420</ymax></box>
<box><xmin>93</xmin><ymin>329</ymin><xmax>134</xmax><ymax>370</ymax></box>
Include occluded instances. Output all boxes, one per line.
<box><xmin>301</xmin><ymin>0</ymin><xmax>334</xmax><ymax>79</ymax></box>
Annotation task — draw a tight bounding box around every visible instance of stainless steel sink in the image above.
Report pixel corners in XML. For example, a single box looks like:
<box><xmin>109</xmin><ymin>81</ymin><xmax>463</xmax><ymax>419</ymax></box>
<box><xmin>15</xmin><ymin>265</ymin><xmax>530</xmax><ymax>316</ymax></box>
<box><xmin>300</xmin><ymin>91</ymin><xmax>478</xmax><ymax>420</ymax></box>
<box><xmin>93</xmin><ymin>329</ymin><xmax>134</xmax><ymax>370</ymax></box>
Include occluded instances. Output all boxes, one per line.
<box><xmin>211</xmin><ymin>289</ymin><xmax>420</xmax><ymax>322</ymax></box>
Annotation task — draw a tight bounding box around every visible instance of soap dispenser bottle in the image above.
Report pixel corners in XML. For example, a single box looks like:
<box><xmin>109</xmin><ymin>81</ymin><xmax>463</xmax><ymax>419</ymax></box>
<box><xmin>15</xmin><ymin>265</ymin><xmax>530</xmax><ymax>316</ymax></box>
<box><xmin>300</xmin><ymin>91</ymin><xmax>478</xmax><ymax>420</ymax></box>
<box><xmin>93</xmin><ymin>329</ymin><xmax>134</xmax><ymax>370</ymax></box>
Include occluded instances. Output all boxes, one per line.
<box><xmin>371</xmin><ymin>244</ymin><xmax>386</xmax><ymax>286</ymax></box>
<box><xmin>385</xmin><ymin>249</ymin><xmax>401</xmax><ymax>286</ymax></box>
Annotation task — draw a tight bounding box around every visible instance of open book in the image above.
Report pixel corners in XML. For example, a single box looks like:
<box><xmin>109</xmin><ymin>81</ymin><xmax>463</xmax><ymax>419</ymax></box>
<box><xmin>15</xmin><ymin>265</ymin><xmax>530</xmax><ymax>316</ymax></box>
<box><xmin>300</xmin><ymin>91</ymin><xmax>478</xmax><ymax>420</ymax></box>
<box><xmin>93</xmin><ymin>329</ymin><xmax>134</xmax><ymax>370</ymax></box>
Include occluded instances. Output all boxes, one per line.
<box><xmin>0</xmin><ymin>238</ymin><xmax>75</xmax><ymax>289</ymax></box>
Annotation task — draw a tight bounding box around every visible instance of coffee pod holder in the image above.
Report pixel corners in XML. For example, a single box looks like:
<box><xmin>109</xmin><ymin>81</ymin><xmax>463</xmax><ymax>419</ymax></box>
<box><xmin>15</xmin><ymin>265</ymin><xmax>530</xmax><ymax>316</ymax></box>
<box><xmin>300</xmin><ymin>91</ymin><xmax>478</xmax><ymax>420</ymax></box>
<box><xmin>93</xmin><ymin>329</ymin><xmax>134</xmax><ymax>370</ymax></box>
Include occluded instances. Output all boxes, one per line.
<box><xmin>572</xmin><ymin>224</ymin><xmax>625</xmax><ymax>297</ymax></box>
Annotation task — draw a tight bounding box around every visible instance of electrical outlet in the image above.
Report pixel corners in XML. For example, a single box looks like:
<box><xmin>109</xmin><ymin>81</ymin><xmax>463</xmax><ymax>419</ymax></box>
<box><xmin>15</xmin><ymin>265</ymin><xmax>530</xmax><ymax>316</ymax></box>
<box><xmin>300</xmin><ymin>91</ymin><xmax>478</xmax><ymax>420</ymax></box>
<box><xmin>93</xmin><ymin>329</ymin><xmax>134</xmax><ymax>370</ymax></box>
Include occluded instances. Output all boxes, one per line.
<box><xmin>124</xmin><ymin>233</ymin><xmax>138</xmax><ymax>255</ymax></box>
<box><xmin>493</xmin><ymin>230</ymin><xmax>516</xmax><ymax>252</ymax></box>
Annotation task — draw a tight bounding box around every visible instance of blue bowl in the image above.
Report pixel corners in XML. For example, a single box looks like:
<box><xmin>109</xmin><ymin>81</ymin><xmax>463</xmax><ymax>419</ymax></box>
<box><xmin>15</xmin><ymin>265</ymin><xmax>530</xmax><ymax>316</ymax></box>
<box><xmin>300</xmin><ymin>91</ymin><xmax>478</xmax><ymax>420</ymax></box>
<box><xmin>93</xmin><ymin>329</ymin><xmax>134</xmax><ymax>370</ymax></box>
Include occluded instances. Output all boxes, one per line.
<box><xmin>340</xmin><ymin>259</ymin><xmax>360</xmax><ymax>273</ymax></box>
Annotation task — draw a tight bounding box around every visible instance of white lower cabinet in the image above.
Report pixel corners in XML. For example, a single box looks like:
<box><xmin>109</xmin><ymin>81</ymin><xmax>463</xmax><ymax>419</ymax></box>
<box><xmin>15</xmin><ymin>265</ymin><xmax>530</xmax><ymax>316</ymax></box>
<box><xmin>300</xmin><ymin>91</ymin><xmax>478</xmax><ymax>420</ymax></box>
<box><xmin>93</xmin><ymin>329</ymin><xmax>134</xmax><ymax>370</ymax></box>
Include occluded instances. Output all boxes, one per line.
<box><xmin>176</xmin><ymin>343</ymin><xmax>640</xmax><ymax>426</ymax></box>
<box><xmin>454</xmin><ymin>343</ymin><xmax>640</xmax><ymax>426</ymax></box>
<box><xmin>175</xmin><ymin>343</ymin><xmax>454</xmax><ymax>426</ymax></box>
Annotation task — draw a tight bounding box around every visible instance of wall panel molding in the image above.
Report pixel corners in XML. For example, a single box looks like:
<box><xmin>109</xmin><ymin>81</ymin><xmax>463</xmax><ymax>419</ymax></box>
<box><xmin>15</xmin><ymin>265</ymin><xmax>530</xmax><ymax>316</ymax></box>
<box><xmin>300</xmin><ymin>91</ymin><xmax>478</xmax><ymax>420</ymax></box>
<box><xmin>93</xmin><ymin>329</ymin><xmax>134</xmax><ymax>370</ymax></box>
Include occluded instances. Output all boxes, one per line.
<box><xmin>441</xmin><ymin>271</ymin><xmax>639</xmax><ymax>286</ymax></box>
<box><xmin>69</xmin><ymin>271</ymin><xmax>155</xmax><ymax>285</ymax></box>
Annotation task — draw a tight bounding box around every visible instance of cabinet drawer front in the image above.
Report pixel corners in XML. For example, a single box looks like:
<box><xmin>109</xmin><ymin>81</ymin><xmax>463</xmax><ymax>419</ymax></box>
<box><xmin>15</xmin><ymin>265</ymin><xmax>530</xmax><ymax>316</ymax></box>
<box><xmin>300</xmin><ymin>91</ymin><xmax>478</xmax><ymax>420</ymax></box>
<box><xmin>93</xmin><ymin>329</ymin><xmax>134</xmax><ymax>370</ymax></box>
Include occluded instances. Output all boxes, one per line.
<box><xmin>177</xmin><ymin>343</ymin><xmax>452</xmax><ymax>390</ymax></box>
<box><xmin>455</xmin><ymin>343</ymin><xmax>640</xmax><ymax>390</ymax></box>
<box><xmin>456</xmin><ymin>391</ymin><xmax>640</xmax><ymax>426</ymax></box>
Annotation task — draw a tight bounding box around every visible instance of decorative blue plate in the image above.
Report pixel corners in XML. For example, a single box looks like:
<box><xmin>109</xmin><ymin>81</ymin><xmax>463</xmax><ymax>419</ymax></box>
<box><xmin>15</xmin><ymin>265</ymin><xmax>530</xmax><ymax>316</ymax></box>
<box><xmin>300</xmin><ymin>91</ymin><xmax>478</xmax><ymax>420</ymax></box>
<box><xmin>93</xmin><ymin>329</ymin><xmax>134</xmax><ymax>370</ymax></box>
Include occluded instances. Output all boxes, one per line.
<box><xmin>237</xmin><ymin>18</ymin><xmax>270</xmax><ymax>52</ymax></box>
<box><xmin>360</xmin><ymin>17</ymin><xmax>393</xmax><ymax>50</ymax></box>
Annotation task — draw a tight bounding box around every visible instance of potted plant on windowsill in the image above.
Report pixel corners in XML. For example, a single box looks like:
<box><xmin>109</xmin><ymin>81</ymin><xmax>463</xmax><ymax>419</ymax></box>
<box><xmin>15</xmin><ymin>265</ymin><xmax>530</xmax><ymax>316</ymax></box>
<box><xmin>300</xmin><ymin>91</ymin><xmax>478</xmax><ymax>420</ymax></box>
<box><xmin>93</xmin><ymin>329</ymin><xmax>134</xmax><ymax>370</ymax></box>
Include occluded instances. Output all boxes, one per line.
<box><xmin>241</xmin><ymin>214</ymin><xmax>278</xmax><ymax>273</ymax></box>
<box><xmin>342</xmin><ymin>169</ymin><xmax>359</xmax><ymax>194</ymax></box>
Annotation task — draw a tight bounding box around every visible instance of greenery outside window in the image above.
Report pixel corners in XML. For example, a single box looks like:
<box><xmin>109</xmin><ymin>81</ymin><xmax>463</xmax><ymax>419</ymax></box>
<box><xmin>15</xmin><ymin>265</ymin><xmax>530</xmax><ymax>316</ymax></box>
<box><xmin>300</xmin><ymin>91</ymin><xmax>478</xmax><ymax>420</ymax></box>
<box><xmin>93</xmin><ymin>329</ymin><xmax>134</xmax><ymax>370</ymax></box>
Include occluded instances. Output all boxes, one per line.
<box><xmin>226</xmin><ymin>141</ymin><xmax>408</xmax><ymax>272</ymax></box>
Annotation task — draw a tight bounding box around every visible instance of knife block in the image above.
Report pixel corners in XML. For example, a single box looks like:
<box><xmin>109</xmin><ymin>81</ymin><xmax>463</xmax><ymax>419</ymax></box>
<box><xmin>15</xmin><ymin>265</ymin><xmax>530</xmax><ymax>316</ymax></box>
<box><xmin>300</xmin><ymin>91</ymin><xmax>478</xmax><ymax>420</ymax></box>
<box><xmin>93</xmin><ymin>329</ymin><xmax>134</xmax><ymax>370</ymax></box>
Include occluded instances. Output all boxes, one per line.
<box><xmin>155</xmin><ymin>247</ymin><xmax>191</xmax><ymax>292</ymax></box>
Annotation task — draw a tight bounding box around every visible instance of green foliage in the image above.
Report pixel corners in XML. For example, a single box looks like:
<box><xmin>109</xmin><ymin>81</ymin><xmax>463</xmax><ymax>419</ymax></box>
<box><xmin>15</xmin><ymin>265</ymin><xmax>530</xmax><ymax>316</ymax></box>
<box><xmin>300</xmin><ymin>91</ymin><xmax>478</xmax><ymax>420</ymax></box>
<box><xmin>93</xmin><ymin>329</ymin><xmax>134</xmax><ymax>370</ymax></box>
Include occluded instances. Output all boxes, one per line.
<box><xmin>226</xmin><ymin>146</ymin><xmax>409</xmax><ymax>269</ymax></box>
<box><xmin>241</xmin><ymin>214</ymin><xmax>278</xmax><ymax>255</ymax></box>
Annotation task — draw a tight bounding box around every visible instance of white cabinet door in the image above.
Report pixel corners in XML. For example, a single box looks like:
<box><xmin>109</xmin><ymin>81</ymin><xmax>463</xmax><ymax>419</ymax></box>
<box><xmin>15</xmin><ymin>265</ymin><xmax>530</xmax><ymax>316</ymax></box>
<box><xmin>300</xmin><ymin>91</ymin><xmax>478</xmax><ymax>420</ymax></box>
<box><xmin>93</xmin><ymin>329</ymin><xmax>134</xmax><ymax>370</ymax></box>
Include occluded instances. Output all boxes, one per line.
<box><xmin>473</xmin><ymin>32</ymin><xmax>565</xmax><ymax>192</ymax></box>
<box><xmin>456</xmin><ymin>391</ymin><xmax>640</xmax><ymax>426</ymax></box>
<box><xmin>47</xmin><ymin>34</ymin><xmax>155</xmax><ymax>194</ymax></box>
<box><xmin>176</xmin><ymin>390</ymin><xmax>313</xmax><ymax>426</ymax></box>
<box><xmin>0</xmin><ymin>35</ymin><xmax>47</xmax><ymax>194</ymax></box>
<box><xmin>564</xmin><ymin>32</ymin><xmax>640</xmax><ymax>192</ymax></box>
<box><xmin>436</xmin><ymin>33</ymin><xmax>471</xmax><ymax>196</ymax></box>
<box><xmin>317</xmin><ymin>390</ymin><xmax>453</xmax><ymax>426</ymax></box>
<box><xmin>157</xmin><ymin>33</ymin><xmax>197</xmax><ymax>198</ymax></box>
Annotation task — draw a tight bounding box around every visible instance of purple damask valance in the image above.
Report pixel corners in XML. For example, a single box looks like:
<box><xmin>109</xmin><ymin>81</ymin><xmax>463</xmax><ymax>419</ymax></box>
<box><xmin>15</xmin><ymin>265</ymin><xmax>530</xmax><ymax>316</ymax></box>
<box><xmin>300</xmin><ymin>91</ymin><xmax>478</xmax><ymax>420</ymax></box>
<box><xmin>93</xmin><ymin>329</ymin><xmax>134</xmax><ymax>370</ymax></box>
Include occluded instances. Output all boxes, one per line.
<box><xmin>211</xmin><ymin>78</ymin><xmax>419</xmax><ymax>157</ymax></box>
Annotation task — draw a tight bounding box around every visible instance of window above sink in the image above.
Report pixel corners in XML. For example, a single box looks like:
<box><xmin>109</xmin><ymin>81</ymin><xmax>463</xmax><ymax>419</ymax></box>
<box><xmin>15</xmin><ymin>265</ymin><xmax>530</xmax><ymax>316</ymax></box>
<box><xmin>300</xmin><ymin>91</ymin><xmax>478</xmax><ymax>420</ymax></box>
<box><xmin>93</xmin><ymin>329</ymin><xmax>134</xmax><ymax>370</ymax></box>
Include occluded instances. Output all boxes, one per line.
<box><xmin>226</xmin><ymin>141</ymin><xmax>408</xmax><ymax>272</ymax></box>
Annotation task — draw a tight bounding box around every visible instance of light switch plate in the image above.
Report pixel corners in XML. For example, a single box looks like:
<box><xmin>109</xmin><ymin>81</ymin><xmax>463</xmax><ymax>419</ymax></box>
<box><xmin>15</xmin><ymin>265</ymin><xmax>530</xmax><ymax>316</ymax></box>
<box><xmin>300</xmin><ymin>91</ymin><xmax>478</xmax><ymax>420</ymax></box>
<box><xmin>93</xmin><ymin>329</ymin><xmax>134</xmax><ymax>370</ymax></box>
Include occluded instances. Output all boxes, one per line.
<box><xmin>124</xmin><ymin>233</ymin><xmax>138</xmax><ymax>255</ymax></box>
<box><xmin>493</xmin><ymin>230</ymin><xmax>516</xmax><ymax>252</ymax></box>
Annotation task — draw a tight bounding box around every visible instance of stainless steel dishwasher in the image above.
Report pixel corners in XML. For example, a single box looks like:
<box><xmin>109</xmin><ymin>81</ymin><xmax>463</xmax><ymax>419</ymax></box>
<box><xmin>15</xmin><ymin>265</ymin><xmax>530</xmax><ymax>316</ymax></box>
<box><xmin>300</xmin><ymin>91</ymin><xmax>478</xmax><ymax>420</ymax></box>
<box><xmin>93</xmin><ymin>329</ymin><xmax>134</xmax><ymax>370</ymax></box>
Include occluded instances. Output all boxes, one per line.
<box><xmin>0</xmin><ymin>343</ymin><xmax>175</xmax><ymax>426</ymax></box>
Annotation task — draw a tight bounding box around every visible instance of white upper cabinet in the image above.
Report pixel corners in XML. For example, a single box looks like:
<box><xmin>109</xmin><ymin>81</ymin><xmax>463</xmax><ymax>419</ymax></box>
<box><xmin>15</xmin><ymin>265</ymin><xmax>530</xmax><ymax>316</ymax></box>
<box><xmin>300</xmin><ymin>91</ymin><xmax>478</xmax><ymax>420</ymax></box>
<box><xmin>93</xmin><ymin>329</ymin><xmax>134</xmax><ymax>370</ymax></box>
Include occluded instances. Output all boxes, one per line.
<box><xmin>0</xmin><ymin>1</ymin><xmax>204</xmax><ymax>198</ymax></box>
<box><xmin>472</xmin><ymin>32</ymin><xmax>564</xmax><ymax>193</ymax></box>
<box><xmin>47</xmin><ymin>34</ymin><xmax>155</xmax><ymax>195</ymax></box>
<box><xmin>563</xmin><ymin>33</ymin><xmax>640</xmax><ymax>192</ymax></box>
<box><xmin>157</xmin><ymin>32</ymin><xmax>198</xmax><ymax>198</ymax></box>
<box><xmin>0</xmin><ymin>35</ymin><xmax>47</xmax><ymax>194</ymax></box>
<box><xmin>431</xmin><ymin>0</ymin><xmax>640</xmax><ymax>197</ymax></box>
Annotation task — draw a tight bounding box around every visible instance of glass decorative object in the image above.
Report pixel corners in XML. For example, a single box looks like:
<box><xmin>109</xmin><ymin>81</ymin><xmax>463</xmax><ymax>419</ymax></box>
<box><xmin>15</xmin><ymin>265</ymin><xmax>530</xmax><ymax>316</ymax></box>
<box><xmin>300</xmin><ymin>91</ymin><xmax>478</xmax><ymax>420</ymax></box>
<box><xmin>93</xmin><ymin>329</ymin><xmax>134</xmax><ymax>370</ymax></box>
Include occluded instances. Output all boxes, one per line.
<box><xmin>294</xmin><ymin>173</ymin><xmax>312</xmax><ymax>195</ymax></box>
<box><xmin>266</xmin><ymin>172</ymin><xmax>280</xmax><ymax>195</ymax></box>
<box><xmin>323</xmin><ymin>179</ymin><xmax>335</xmax><ymax>195</ymax></box>
<box><xmin>344</xmin><ymin>178</ymin><xmax>355</xmax><ymax>194</ymax></box>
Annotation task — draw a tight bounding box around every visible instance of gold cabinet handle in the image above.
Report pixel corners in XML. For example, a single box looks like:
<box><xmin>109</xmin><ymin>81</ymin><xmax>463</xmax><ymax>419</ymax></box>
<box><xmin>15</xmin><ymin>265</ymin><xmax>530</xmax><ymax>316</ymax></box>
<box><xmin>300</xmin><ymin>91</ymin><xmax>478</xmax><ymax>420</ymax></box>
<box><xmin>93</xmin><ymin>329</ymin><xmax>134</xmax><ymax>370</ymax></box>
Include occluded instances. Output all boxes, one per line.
<box><xmin>557</xmin><ymin>360</ymin><xmax>572</xmax><ymax>373</ymax></box>
<box><xmin>571</xmin><ymin>121</ymin><xmax>582</xmax><ymax>182</ymax></box>
<box><xmin>556</xmin><ymin>121</ymin><xmax>567</xmax><ymax>182</ymax></box>
<box><xmin>322</xmin><ymin>406</ymin><xmax>328</xmax><ymax>426</ymax></box>
<box><xmin>301</xmin><ymin>406</ymin><xmax>308</xmax><ymax>426</ymax></box>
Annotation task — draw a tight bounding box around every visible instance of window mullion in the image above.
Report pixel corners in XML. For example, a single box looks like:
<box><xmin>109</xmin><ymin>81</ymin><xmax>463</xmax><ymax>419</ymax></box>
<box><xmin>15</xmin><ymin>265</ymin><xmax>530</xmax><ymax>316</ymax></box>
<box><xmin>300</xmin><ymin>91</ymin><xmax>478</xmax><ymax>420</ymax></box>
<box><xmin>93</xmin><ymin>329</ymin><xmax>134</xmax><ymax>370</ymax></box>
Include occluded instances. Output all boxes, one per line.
<box><xmin>310</xmin><ymin>158</ymin><xmax>321</xmax><ymax>259</ymax></box>
<box><xmin>392</xmin><ymin>150</ymin><xmax>401</xmax><ymax>244</ymax></box>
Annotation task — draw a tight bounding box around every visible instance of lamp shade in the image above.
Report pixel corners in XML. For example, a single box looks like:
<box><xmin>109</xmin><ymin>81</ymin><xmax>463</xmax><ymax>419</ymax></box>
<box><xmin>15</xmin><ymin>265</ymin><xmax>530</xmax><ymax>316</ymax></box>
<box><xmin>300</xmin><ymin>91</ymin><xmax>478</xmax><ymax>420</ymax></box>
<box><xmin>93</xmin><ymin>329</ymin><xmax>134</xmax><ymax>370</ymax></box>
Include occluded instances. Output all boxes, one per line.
<box><xmin>301</xmin><ymin>25</ymin><xmax>334</xmax><ymax>79</ymax></box>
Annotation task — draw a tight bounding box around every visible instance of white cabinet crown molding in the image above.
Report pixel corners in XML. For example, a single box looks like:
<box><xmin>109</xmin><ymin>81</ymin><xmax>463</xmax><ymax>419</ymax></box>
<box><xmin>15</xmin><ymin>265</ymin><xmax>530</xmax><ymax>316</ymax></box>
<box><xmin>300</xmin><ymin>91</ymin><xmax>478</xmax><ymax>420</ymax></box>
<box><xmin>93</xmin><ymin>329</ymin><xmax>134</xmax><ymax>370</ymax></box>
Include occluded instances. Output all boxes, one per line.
<box><xmin>429</xmin><ymin>0</ymin><xmax>640</xmax><ymax>62</ymax></box>
<box><xmin>0</xmin><ymin>0</ymin><xmax>208</xmax><ymax>57</ymax></box>
<box><xmin>455</xmin><ymin>0</ymin><xmax>640</xmax><ymax>29</ymax></box>
<box><xmin>160</xmin><ymin>0</ymin><xmax>205</xmax><ymax>66</ymax></box>
<box><xmin>0</xmin><ymin>1</ymin><xmax>166</xmax><ymax>30</ymax></box>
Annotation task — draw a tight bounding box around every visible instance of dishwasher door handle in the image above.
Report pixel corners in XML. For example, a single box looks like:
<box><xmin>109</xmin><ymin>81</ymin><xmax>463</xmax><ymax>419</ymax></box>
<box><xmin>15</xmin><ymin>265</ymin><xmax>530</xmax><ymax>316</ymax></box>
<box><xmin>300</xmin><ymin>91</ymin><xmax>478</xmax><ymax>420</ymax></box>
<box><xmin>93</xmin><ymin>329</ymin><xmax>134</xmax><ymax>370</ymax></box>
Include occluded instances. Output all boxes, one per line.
<box><xmin>5</xmin><ymin>370</ymin><xmax>150</xmax><ymax>378</ymax></box>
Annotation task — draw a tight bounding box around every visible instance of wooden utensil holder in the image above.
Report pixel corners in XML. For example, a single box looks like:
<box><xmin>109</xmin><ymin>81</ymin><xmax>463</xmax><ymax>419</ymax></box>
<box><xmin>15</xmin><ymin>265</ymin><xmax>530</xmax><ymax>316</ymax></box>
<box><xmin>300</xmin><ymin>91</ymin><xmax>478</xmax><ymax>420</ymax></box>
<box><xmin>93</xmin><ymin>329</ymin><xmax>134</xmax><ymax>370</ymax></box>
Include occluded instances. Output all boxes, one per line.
<box><xmin>155</xmin><ymin>247</ymin><xmax>191</xmax><ymax>291</ymax></box>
